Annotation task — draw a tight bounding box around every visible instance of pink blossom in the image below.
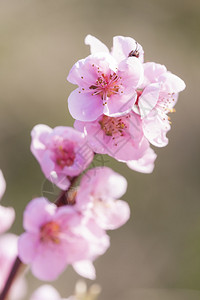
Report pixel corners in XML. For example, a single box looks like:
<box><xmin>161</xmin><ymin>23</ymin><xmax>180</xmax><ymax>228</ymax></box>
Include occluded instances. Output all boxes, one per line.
<box><xmin>133</xmin><ymin>62</ymin><xmax>186</xmax><ymax>147</ymax></box>
<box><xmin>0</xmin><ymin>234</ymin><xmax>27</xmax><ymax>300</ymax></box>
<box><xmin>127</xmin><ymin>146</ymin><xmax>157</xmax><ymax>174</ymax></box>
<box><xmin>74</xmin><ymin>111</ymin><xmax>148</xmax><ymax>161</ymax></box>
<box><xmin>75</xmin><ymin>167</ymin><xmax>130</xmax><ymax>230</ymax></box>
<box><xmin>31</xmin><ymin>125</ymin><xmax>94</xmax><ymax>190</ymax></box>
<box><xmin>85</xmin><ymin>34</ymin><xmax>144</xmax><ymax>63</ymax></box>
<box><xmin>0</xmin><ymin>170</ymin><xmax>15</xmax><ymax>234</ymax></box>
<box><xmin>67</xmin><ymin>52</ymin><xmax>143</xmax><ymax>121</ymax></box>
<box><xmin>18</xmin><ymin>197</ymin><xmax>109</xmax><ymax>281</ymax></box>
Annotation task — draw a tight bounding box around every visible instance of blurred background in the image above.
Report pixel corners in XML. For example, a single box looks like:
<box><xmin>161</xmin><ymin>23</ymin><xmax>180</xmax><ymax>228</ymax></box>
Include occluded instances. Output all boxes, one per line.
<box><xmin>0</xmin><ymin>0</ymin><xmax>200</xmax><ymax>299</ymax></box>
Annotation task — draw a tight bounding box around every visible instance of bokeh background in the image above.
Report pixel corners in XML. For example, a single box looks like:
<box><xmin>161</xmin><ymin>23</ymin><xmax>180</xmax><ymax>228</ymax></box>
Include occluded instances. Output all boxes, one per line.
<box><xmin>0</xmin><ymin>0</ymin><xmax>200</xmax><ymax>299</ymax></box>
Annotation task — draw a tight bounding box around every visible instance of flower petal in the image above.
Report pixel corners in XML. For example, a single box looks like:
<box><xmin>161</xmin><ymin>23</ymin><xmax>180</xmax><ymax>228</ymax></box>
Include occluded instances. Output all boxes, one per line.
<box><xmin>127</xmin><ymin>147</ymin><xmax>157</xmax><ymax>174</ymax></box>
<box><xmin>23</xmin><ymin>198</ymin><xmax>56</xmax><ymax>232</ymax></box>
<box><xmin>138</xmin><ymin>83</ymin><xmax>160</xmax><ymax>118</ymax></box>
<box><xmin>0</xmin><ymin>170</ymin><xmax>6</xmax><ymax>200</ymax></box>
<box><xmin>112</xmin><ymin>36</ymin><xmax>144</xmax><ymax>63</ymax></box>
<box><xmin>0</xmin><ymin>205</ymin><xmax>15</xmax><ymax>234</ymax></box>
<box><xmin>85</xmin><ymin>34</ymin><xmax>109</xmax><ymax>54</ymax></box>
<box><xmin>73</xmin><ymin>260</ymin><xmax>96</xmax><ymax>280</ymax></box>
<box><xmin>68</xmin><ymin>89</ymin><xmax>103</xmax><ymax>121</ymax></box>
<box><xmin>18</xmin><ymin>232</ymin><xmax>39</xmax><ymax>264</ymax></box>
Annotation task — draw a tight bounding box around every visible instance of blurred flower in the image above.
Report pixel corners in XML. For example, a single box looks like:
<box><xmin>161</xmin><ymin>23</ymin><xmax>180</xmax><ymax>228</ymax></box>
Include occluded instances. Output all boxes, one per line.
<box><xmin>0</xmin><ymin>170</ymin><xmax>15</xmax><ymax>234</ymax></box>
<box><xmin>30</xmin><ymin>281</ymin><xmax>101</xmax><ymax>300</ymax></box>
<box><xmin>75</xmin><ymin>167</ymin><xmax>130</xmax><ymax>230</ymax></box>
<box><xmin>31</xmin><ymin>125</ymin><xmax>94</xmax><ymax>190</ymax></box>
<box><xmin>0</xmin><ymin>234</ymin><xmax>27</xmax><ymax>300</ymax></box>
<box><xmin>18</xmin><ymin>197</ymin><xmax>109</xmax><ymax>281</ymax></box>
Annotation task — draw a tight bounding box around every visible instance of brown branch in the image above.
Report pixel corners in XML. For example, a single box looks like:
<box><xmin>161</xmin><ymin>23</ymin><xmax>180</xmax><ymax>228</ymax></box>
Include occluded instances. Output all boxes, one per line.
<box><xmin>0</xmin><ymin>257</ymin><xmax>24</xmax><ymax>300</ymax></box>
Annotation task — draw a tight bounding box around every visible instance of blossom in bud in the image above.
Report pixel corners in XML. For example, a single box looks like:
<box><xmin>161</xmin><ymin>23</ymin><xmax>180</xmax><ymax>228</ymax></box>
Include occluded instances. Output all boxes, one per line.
<box><xmin>133</xmin><ymin>62</ymin><xmax>186</xmax><ymax>147</ymax></box>
<box><xmin>0</xmin><ymin>234</ymin><xmax>27</xmax><ymax>300</ymax></box>
<box><xmin>31</xmin><ymin>125</ymin><xmax>94</xmax><ymax>190</ymax></box>
<box><xmin>67</xmin><ymin>51</ymin><xmax>143</xmax><ymax>121</ymax></box>
<box><xmin>127</xmin><ymin>146</ymin><xmax>157</xmax><ymax>174</ymax></box>
<box><xmin>75</xmin><ymin>167</ymin><xmax>130</xmax><ymax>230</ymax></box>
<box><xmin>18</xmin><ymin>197</ymin><xmax>109</xmax><ymax>281</ymax></box>
<box><xmin>74</xmin><ymin>111</ymin><xmax>148</xmax><ymax>162</ymax></box>
<box><xmin>0</xmin><ymin>170</ymin><xmax>15</xmax><ymax>234</ymax></box>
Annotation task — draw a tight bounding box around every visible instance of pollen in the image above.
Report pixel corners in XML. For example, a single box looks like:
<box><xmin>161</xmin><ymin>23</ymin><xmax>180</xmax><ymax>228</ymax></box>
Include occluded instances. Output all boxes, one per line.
<box><xmin>40</xmin><ymin>221</ymin><xmax>61</xmax><ymax>244</ymax></box>
<box><xmin>99</xmin><ymin>115</ymin><xmax>128</xmax><ymax>139</ymax></box>
<box><xmin>89</xmin><ymin>72</ymin><xmax>123</xmax><ymax>102</ymax></box>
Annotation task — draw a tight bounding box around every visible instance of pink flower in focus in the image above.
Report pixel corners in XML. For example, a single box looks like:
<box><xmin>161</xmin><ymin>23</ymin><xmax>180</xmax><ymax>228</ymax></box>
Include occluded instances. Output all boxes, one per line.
<box><xmin>133</xmin><ymin>62</ymin><xmax>186</xmax><ymax>147</ymax></box>
<box><xmin>74</xmin><ymin>111</ymin><xmax>148</xmax><ymax>162</ymax></box>
<box><xmin>18</xmin><ymin>197</ymin><xmax>109</xmax><ymax>281</ymax></box>
<box><xmin>85</xmin><ymin>34</ymin><xmax>144</xmax><ymax>63</ymax></box>
<box><xmin>67</xmin><ymin>52</ymin><xmax>143</xmax><ymax>121</ymax></box>
<box><xmin>31</xmin><ymin>125</ymin><xmax>94</xmax><ymax>190</ymax></box>
<box><xmin>0</xmin><ymin>170</ymin><xmax>15</xmax><ymax>234</ymax></box>
<box><xmin>127</xmin><ymin>146</ymin><xmax>157</xmax><ymax>174</ymax></box>
<box><xmin>75</xmin><ymin>167</ymin><xmax>130</xmax><ymax>230</ymax></box>
<box><xmin>0</xmin><ymin>234</ymin><xmax>27</xmax><ymax>300</ymax></box>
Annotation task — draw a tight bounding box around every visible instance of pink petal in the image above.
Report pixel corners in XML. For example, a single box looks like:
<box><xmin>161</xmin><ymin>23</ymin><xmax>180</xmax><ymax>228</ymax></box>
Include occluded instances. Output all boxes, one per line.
<box><xmin>78</xmin><ymin>167</ymin><xmax>127</xmax><ymax>203</ymax></box>
<box><xmin>73</xmin><ymin>260</ymin><xmax>96</xmax><ymax>280</ymax></box>
<box><xmin>67</xmin><ymin>58</ymin><xmax>97</xmax><ymax>87</ymax></box>
<box><xmin>41</xmin><ymin>150</ymin><xmax>55</xmax><ymax>178</ymax></box>
<box><xmin>30</xmin><ymin>124</ymin><xmax>52</xmax><ymax>163</ymax></box>
<box><xmin>138</xmin><ymin>83</ymin><xmax>160</xmax><ymax>118</ymax></box>
<box><xmin>18</xmin><ymin>232</ymin><xmax>39</xmax><ymax>264</ymax></box>
<box><xmin>23</xmin><ymin>198</ymin><xmax>56</xmax><ymax>232</ymax></box>
<box><xmin>118</xmin><ymin>57</ymin><xmax>144</xmax><ymax>88</ymax></box>
<box><xmin>159</xmin><ymin>72</ymin><xmax>186</xmax><ymax>93</ymax></box>
<box><xmin>85</xmin><ymin>34</ymin><xmax>109</xmax><ymax>54</ymax></box>
<box><xmin>80</xmin><ymin>218</ymin><xmax>110</xmax><ymax>259</ymax></box>
<box><xmin>142</xmin><ymin>110</ymin><xmax>170</xmax><ymax>147</ymax></box>
<box><xmin>0</xmin><ymin>170</ymin><xmax>6</xmax><ymax>200</ymax></box>
<box><xmin>114</xmin><ymin>135</ymin><xmax>148</xmax><ymax>161</ymax></box>
<box><xmin>94</xmin><ymin>199</ymin><xmax>130</xmax><ymax>230</ymax></box>
<box><xmin>68</xmin><ymin>89</ymin><xmax>103</xmax><ymax>121</ymax></box>
<box><xmin>112</xmin><ymin>36</ymin><xmax>144</xmax><ymax>63</ymax></box>
<box><xmin>48</xmin><ymin>172</ymin><xmax>70</xmax><ymax>191</ymax></box>
<box><xmin>0</xmin><ymin>205</ymin><xmax>15</xmax><ymax>234</ymax></box>
<box><xmin>142</xmin><ymin>62</ymin><xmax>167</xmax><ymax>87</ymax></box>
<box><xmin>31</xmin><ymin>243</ymin><xmax>68</xmax><ymax>281</ymax></box>
<box><xmin>105</xmin><ymin>92</ymin><xmax>137</xmax><ymax>116</ymax></box>
<box><xmin>0</xmin><ymin>234</ymin><xmax>18</xmax><ymax>291</ymax></box>
<box><xmin>67</xmin><ymin>53</ymin><xmax>117</xmax><ymax>86</ymax></box>
<box><xmin>127</xmin><ymin>147</ymin><xmax>157</xmax><ymax>174</ymax></box>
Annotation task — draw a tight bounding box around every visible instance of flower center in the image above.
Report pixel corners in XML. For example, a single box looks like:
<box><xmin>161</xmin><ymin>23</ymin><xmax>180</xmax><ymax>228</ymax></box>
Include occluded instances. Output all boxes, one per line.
<box><xmin>51</xmin><ymin>137</ymin><xmax>76</xmax><ymax>169</ymax></box>
<box><xmin>55</xmin><ymin>145</ymin><xmax>75</xmax><ymax>169</ymax></box>
<box><xmin>40</xmin><ymin>221</ymin><xmax>60</xmax><ymax>244</ymax></box>
<box><xmin>89</xmin><ymin>72</ymin><xmax>123</xmax><ymax>104</ymax></box>
<box><xmin>99</xmin><ymin>115</ymin><xmax>129</xmax><ymax>138</ymax></box>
